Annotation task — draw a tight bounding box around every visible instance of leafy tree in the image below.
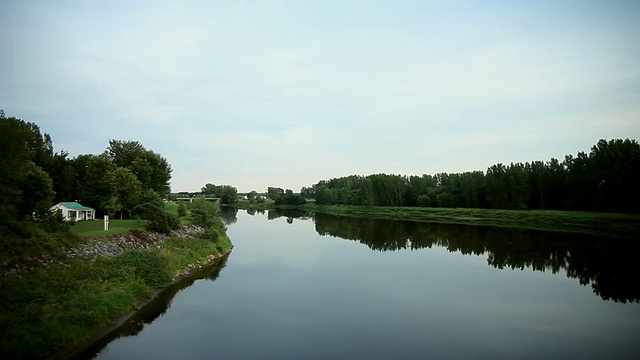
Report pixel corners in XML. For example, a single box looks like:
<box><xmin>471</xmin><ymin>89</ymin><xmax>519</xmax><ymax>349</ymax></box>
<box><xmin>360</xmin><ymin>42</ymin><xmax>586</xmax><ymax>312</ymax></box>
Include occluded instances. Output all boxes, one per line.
<box><xmin>20</xmin><ymin>161</ymin><xmax>55</xmax><ymax>219</ymax></box>
<box><xmin>104</xmin><ymin>167</ymin><xmax>143</xmax><ymax>219</ymax></box>
<box><xmin>201</xmin><ymin>183</ymin><xmax>238</xmax><ymax>204</ymax></box>
<box><xmin>74</xmin><ymin>154</ymin><xmax>117</xmax><ymax>211</ymax></box>
<box><xmin>247</xmin><ymin>190</ymin><xmax>258</xmax><ymax>204</ymax></box>
<box><xmin>48</xmin><ymin>151</ymin><xmax>77</xmax><ymax>203</ymax></box>
<box><xmin>300</xmin><ymin>186</ymin><xmax>315</xmax><ymax>199</ymax></box>
<box><xmin>588</xmin><ymin>139</ymin><xmax>640</xmax><ymax>213</ymax></box>
<box><xmin>106</xmin><ymin>140</ymin><xmax>172</xmax><ymax>195</ymax></box>
<box><xmin>274</xmin><ymin>190</ymin><xmax>307</xmax><ymax>205</ymax></box>
<box><xmin>0</xmin><ymin>113</ymin><xmax>56</xmax><ymax>222</ymax></box>
<box><xmin>267</xmin><ymin>187</ymin><xmax>285</xmax><ymax>201</ymax></box>
<box><xmin>416</xmin><ymin>194</ymin><xmax>432</xmax><ymax>207</ymax></box>
<box><xmin>190</xmin><ymin>197</ymin><xmax>226</xmax><ymax>235</ymax></box>
<box><xmin>133</xmin><ymin>202</ymin><xmax>179</xmax><ymax>234</ymax></box>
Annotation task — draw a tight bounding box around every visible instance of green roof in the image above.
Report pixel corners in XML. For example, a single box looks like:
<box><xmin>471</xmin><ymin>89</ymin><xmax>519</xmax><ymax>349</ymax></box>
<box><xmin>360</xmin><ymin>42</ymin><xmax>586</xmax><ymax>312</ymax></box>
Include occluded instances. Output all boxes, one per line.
<box><xmin>59</xmin><ymin>202</ymin><xmax>94</xmax><ymax>211</ymax></box>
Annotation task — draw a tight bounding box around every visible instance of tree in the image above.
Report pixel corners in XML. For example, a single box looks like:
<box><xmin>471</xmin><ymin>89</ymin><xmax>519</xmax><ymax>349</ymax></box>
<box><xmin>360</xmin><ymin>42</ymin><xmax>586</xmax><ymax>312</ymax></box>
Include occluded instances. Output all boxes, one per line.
<box><xmin>300</xmin><ymin>186</ymin><xmax>315</xmax><ymax>199</ymax></box>
<box><xmin>105</xmin><ymin>167</ymin><xmax>143</xmax><ymax>219</ymax></box>
<box><xmin>267</xmin><ymin>187</ymin><xmax>285</xmax><ymax>201</ymax></box>
<box><xmin>190</xmin><ymin>196</ymin><xmax>225</xmax><ymax>232</ymax></box>
<box><xmin>588</xmin><ymin>139</ymin><xmax>640</xmax><ymax>213</ymax></box>
<box><xmin>74</xmin><ymin>154</ymin><xmax>117</xmax><ymax>211</ymax></box>
<box><xmin>106</xmin><ymin>140</ymin><xmax>172</xmax><ymax>195</ymax></box>
<box><xmin>275</xmin><ymin>189</ymin><xmax>307</xmax><ymax>205</ymax></box>
<box><xmin>20</xmin><ymin>161</ymin><xmax>55</xmax><ymax>220</ymax></box>
<box><xmin>201</xmin><ymin>183</ymin><xmax>238</xmax><ymax>204</ymax></box>
<box><xmin>133</xmin><ymin>202</ymin><xmax>179</xmax><ymax>234</ymax></box>
<box><xmin>0</xmin><ymin>113</ymin><xmax>56</xmax><ymax>222</ymax></box>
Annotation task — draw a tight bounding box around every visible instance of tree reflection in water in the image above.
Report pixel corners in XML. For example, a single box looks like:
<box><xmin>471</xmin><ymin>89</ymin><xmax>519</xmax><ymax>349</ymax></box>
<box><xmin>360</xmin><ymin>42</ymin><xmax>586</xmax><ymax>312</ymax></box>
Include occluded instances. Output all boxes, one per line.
<box><xmin>312</xmin><ymin>213</ymin><xmax>639</xmax><ymax>304</ymax></box>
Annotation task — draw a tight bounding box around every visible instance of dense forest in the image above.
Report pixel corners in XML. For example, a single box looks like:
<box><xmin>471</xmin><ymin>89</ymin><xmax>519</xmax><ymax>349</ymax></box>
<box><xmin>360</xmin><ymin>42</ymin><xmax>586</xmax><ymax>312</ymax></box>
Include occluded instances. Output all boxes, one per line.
<box><xmin>0</xmin><ymin>110</ymin><xmax>172</xmax><ymax>226</ymax></box>
<box><xmin>303</xmin><ymin>138</ymin><xmax>640</xmax><ymax>213</ymax></box>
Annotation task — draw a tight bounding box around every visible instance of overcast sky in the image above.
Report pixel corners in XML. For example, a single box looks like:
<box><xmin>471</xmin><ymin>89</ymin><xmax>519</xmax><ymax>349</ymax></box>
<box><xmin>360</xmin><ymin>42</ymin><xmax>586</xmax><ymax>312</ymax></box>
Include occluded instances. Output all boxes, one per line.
<box><xmin>2</xmin><ymin>1</ymin><xmax>639</xmax><ymax>192</ymax></box>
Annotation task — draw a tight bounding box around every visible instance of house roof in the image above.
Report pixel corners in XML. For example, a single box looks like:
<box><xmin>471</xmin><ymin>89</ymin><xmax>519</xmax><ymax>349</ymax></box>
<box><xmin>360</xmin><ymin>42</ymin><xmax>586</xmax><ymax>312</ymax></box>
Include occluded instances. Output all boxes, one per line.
<box><xmin>57</xmin><ymin>202</ymin><xmax>95</xmax><ymax>211</ymax></box>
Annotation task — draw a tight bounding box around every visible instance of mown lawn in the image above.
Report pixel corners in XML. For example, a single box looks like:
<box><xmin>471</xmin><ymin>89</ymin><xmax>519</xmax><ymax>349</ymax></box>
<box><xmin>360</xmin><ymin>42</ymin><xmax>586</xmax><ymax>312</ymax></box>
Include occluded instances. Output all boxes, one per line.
<box><xmin>70</xmin><ymin>203</ymin><xmax>186</xmax><ymax>237</ymax></box>
<box><xmin>70</xmin><ymin>219</ymin><xmax>146</xmax><ymax>238</ymax></box>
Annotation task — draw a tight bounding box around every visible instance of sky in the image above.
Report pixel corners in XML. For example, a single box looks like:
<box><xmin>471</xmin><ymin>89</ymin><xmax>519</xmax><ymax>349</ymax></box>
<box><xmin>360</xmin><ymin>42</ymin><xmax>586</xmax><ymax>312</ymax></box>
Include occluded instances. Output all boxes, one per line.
<box><xmin>1</xmin><ymin>0</ymin><xmax>639</xmax><ymax>193</ymax></box>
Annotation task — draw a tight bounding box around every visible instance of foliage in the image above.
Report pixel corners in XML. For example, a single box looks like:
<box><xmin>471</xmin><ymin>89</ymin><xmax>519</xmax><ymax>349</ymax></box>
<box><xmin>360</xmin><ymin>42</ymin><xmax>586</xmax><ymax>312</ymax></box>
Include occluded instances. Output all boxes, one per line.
<box><xmin>177</xmin><ymin>202</ymin><xmax>188</xmax><ymax>217</ymax></box>
<box><xmin>0</xmin><ymin>114</ymin><xmax>56</xmax><ymax>222</ymax></box>
<box><xmin>274</xmin><ymin>189</ymin><xmax>307</xmax><ymax>206</ymax></box>
<box><xmin>133</xmin><ymin>203</ymin><xmax>180</xmax><ymax>234</ymax></box>
<box><xmin>190</xmin><ymin>197</ymin><xmax>226</xmax><ymax>233</ymax></box>
<box><xmin>267</xmin><ymin>186</ymin><xmax>285</xmax><ymax>201</ymax></box>
<box><xmin>106</xmin><ymin>140</ymin><xmax>172</xmax><ymax>195</ymax></box>
<box><xmin>303</xmin><ymin>203</ymin><xmax>640</xmax><ymax>238</ymax></box>
<box><xmin>103</xmin><ymin>167</ymin><xmax>143</xmax><ymax>219</ymax></box>
<box><xmin>305</xmin><ymin>139</ymin><xmax>640</xmax><ymax>214</ymax></box>
<box><xmin>115</xmin><ymin>250</ymin><xmax>172</xmax><ymax>287</ymax></box>
<box><xmin>0</xmin><ymin>230</ymin><xmax>232</xmax><ymax>359</ymax></box>
<box><xmin>202</xmin><ymin>183</ymin><xmax>238</xmax><ymax>204</ymax></box>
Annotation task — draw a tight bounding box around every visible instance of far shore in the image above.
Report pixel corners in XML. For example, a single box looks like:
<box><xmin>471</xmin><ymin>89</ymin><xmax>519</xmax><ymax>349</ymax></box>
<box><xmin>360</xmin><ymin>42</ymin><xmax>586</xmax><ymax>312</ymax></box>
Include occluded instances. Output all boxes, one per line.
<box><xmin>233</xmin><ymin>201</ymin><xmax>640</xmax><ymax>238</ymax></box>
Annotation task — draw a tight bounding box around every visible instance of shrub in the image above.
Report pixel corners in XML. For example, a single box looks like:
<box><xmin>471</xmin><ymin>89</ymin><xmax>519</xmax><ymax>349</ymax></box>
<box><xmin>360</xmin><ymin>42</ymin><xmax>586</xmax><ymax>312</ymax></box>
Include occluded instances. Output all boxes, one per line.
<box><xmin>177</xmin><ymin>202</ymin><xmax>187</xmax><ymax>217</ymax></box>
<box><xmin>416</xmin><ymin>194</ymin><xmax>432</xmax><ymax>207</ymax></box>
<box><xmin>115</xmin><ymin>250</ymin><xmax>171</xmax><ymax>287</ymax></box>
<box><xmin>133</xmin><ymin>202</ymin><xmax>180</xmax><ymax>234</ymax></box>
<box><xmin>190</xmin><ymin>197</ymin><xmax>222</xmax><ymax>229</ymax></box>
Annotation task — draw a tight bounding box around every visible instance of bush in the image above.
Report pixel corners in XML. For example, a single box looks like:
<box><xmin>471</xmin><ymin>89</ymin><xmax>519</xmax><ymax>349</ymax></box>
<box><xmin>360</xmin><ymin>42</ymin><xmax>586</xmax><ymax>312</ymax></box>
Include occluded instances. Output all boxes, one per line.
<box><xmin>115</xmin><ymin>251</ymin><xmax>171</xmax><ymax>287</ymax></box>
<box><xmin>190</xmin><ymin>197</ymin><xmax>220</xmax><ymax>228</ymax></box>
<box><xmin>177</xmin><ymin>202</ymin><xmax>187</xmax><ymax>217</ymax></box>
<box><xmin>275</xmin><ymin>194</ymin><xmax>307</xmax><ymax>206</ymax></box>
<box><xmin>133</xmin><ymin>202</ymin><xmax>180</xmax><ymax>234</ymax></box>
<box><xmin>416</xmin><ymin>194</ymin><xmax>432</xmax><ymax>207</ymax></box>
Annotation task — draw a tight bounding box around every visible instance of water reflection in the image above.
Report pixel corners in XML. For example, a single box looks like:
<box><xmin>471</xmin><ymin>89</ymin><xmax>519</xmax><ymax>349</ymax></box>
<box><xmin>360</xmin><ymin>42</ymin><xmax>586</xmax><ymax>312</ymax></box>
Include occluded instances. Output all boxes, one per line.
<box><xmin>267</xmin><ymin>208</ymin><xmax>312</xmax><ymax>222</ymax></box>
<box><xmin>218</xmin><ymin>206</ymin><xmax>238</xmax><ymax>225</ymax></box>
<box><xmin>69</xmin><ymin>257</ymin><xmax>229</xmax><ymax>360</ymax></box>
<box><xmin>312</xmin><ymin>213</ymin><xmax>639</xmax><ymax>303</ymax></box>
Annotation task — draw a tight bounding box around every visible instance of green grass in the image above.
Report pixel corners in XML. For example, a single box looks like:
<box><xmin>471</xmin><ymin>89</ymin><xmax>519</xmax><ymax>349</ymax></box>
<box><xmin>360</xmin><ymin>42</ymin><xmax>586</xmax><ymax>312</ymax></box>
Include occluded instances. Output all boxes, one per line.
<box><xmin>300</xmin><ymin>204</ymin><xmax>640</xmax><ymax>238</ymax></box>
<box><xmin>0</xmin><ymin>228</ymin><xmax>232</xmax><ymax>359</ymax></box>
<box><xmin>70</xmin><ymin>203</ymin><xmax>185</xmax><ymax>237</ymax></box>
<box><xmin>163</xmin><ymin>202</ymin><xmax>180</xmax><ymax>216</ymax></box>
<box><xmin>70</xmin><ymin>219</ymin><xmax>146</xmax><ymax>237</ymax></box>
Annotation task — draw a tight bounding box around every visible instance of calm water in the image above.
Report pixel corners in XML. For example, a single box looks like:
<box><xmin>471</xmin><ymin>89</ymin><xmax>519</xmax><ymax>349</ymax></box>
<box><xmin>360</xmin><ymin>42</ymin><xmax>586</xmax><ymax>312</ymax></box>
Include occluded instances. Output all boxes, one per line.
<box><xmin>92</xmin><ymin>209</ymin><xmax>640</xmax><ymax>359</ymax></box>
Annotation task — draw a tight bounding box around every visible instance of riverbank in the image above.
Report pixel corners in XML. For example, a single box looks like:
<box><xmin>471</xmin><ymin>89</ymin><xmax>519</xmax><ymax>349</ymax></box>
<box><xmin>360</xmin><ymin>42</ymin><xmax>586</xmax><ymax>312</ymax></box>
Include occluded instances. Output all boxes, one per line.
<box><xmin>302</xmin><ymin>204</ymin><xmax>640</xmax><ymax>238</ymax></box>
<box><xmin>235</xmin><ymin>201</ymin><xmax>640</xmax><ymax>238</ymax></box>
<box><xmin>0</xmin><ymin>223</ymin><xmax>233</xmax><ymax>359</ymax></box>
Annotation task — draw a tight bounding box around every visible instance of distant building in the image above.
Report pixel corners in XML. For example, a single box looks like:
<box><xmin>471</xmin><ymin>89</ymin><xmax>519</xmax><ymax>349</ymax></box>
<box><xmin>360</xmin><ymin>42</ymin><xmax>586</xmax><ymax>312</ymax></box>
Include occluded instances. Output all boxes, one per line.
<box><xmin>51</xmin><ymin>202</ymin><xmax>96</xmax><ymax>221</ymax></box>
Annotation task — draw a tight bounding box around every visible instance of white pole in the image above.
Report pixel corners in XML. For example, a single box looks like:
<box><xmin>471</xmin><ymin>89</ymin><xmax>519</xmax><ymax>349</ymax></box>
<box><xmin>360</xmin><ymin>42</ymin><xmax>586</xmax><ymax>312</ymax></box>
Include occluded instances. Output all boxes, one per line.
<box><xmin>104</xmin><ymin>215</ymin><xmax>109</xmax><ymax>231</ymax></box>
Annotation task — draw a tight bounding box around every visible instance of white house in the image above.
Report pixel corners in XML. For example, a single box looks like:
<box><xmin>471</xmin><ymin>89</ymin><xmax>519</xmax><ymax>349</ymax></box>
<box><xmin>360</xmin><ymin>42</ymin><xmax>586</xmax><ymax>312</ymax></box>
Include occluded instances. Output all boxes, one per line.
<box><xmin>51</xmin><ymin>202</ymin><xmax>96</xmax><ymax>221</ymax></box>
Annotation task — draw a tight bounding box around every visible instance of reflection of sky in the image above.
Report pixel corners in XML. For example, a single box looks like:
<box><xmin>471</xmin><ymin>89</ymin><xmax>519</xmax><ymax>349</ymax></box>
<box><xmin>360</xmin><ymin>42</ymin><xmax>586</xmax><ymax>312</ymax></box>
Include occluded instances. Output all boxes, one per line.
<box><xmin>97</xmin><ymin>211</ymin><xmax>640</xmax><ymax>359</ymax></box>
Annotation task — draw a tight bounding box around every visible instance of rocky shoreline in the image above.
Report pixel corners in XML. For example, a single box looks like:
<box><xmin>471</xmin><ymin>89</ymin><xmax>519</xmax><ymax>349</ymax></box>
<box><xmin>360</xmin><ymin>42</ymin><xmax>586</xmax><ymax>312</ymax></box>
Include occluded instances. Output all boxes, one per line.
<box><xmin>50</xmin><ymin>225</ymin><xmax>234</xmax><ymax>359</ymax></box>
<box><xmin>7</xmin><ymin>224</ymin><xmax>209</xmax><ymax>275</ymax></box>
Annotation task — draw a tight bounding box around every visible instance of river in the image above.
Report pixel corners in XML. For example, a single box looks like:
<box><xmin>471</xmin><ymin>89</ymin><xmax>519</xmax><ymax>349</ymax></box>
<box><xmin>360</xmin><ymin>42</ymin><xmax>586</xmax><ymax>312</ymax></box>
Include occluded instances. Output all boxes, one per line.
<box><xmin>92</xmin><ymin>208</ymin><xmax>640</xmax><ymax>359</ymax></box>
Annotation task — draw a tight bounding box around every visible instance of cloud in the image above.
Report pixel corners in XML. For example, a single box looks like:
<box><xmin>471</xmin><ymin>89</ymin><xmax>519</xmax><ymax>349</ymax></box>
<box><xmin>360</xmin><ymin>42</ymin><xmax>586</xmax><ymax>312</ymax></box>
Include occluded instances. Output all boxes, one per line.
<box><xmin>2</xmin><ymin>1</ymin><xmax>639</xmax><ymax>192</ymax></box>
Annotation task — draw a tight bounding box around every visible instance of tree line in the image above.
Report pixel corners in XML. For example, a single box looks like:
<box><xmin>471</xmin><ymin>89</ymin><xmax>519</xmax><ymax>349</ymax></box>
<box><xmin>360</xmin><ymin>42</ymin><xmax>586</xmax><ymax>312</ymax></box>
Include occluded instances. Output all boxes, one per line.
<box><xmin>305</xmin><ymin>138</ymin><xmax>640</xmax><ymax>213</ymax></box>
<box><xmin>0</xmin><ymin>110</ymin><xmax>173</xmax><ymax>224</ymax></box>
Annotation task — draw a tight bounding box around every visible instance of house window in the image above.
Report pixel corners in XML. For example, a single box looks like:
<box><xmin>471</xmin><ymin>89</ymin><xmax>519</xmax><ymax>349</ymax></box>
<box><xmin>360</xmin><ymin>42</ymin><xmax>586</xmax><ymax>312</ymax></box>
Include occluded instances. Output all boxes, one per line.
<box><xmin>68</xmin><ymin>210</ymin><xmax>77</xmax><ymax>220</ymax></box>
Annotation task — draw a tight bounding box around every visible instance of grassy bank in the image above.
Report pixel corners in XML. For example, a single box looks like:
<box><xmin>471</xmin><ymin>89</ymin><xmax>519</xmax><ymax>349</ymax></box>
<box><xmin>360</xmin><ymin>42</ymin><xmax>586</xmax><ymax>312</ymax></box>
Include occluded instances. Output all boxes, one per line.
<box><xmin>300</xmin><ymin>204</ymin><xmax>640</xmax><ymax>238</ymax></box>
<box><xmin>0</xmin><ymin>208</ymin><xmax>231</xmax><ymax>358</ymax></box>
<box><xmin>70</xmin><ymin>219</ymin><xmax>146</xmax><ymax>238</ymax></box>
